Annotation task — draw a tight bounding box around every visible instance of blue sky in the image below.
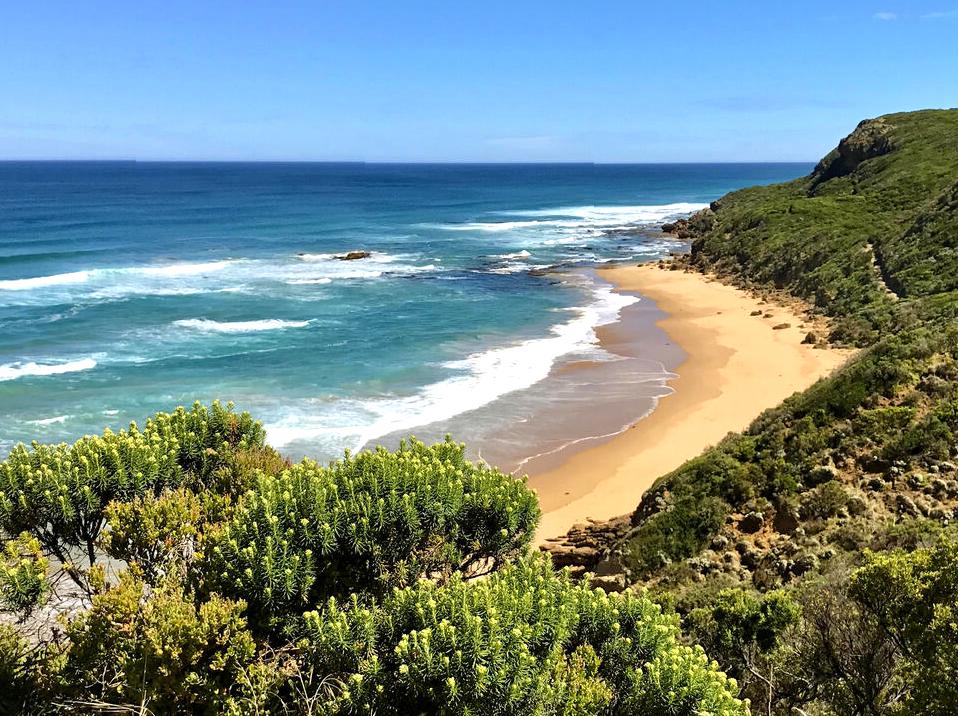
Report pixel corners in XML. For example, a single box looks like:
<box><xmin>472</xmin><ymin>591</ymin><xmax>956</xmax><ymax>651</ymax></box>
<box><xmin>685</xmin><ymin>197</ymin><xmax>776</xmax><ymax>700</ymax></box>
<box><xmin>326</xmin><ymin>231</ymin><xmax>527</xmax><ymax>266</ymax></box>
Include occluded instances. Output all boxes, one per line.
<box><xmin>1</xmin><ymin>1</ymin><xmax>956</xmax><ymax>161</ymax></box>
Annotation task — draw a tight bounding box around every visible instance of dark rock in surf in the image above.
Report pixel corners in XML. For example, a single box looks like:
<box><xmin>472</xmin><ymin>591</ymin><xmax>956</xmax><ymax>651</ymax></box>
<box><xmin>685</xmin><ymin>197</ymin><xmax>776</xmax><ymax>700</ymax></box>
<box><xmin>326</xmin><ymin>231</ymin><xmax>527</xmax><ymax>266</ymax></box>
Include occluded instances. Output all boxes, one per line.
<box><xmin>335</xmin><ymin>251</ymin><xmax>372</xmax><ymax>261</ymax></box>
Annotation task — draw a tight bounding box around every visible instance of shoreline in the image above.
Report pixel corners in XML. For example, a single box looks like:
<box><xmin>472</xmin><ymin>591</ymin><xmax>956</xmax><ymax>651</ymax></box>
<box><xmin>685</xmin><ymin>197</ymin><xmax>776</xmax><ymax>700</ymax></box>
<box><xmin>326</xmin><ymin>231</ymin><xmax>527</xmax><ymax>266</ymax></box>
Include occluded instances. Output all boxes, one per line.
<box><xmin>528</xmin><ymin>262</ymin><xmax>855</xmax><ymax>543</ymax></box>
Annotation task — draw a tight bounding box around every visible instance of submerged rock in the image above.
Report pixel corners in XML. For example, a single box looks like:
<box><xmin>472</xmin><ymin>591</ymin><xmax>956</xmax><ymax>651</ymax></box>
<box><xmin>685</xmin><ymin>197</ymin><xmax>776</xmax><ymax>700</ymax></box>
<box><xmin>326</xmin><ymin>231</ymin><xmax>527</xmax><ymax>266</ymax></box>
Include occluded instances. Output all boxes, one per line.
<box><xmin>335</xmin><ymin>250</ymin><xmax>372</xmax><ymax>261</ymax></box>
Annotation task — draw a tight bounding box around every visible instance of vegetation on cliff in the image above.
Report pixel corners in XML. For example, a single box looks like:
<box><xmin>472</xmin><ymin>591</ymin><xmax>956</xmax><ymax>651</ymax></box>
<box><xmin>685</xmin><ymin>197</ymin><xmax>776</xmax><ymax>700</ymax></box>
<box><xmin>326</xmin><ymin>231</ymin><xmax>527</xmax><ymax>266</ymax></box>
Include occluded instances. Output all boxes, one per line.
<box><xmin>585</xmin><ymin>108</ymin><xmax>958</xmax><ymax>714</ymax></box>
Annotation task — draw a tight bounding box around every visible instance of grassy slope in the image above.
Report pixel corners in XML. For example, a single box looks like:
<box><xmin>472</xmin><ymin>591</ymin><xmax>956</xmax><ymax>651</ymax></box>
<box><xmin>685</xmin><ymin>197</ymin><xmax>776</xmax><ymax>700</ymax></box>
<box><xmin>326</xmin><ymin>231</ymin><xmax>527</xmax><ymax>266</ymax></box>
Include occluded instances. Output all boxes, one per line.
<box><xmin>606</xmin><ymin>109</ymin><xmax>958</xmax><ymax>594</ymax></box>
<box><xmin>686</xmin><ymin>108</ymin><xmax>958</xmax><ymax>343</ymax></box>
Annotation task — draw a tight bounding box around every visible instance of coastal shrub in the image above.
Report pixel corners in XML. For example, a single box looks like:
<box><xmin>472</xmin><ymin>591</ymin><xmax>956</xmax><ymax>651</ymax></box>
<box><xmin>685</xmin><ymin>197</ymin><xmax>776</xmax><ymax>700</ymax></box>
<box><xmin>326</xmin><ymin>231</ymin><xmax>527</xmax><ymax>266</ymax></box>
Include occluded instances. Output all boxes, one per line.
<box><xmin>297</xmin><ymin>555</ymin><xmax>747</xmax><ymax>715</ymax></box>
<box><xmin>0</xmin><ymin>406</ymin><xmax>751</xmax><ymax>715</ymax></box>
<box><xmin>0</xmin><ymin>533</ymin><xmax>49</xmax><ymax>620</ymax></box>
<box><xmin>102</xmin><ymin>487</ymin><xmax>203</xmax><ymax>583</ymax></box>
<box><xmin>203</xmin><ymin>437</ymin><xmax>541</xmax><ymax>629</ymax></box>
<box><xmin>684</xmin><ymin>588</ymin><xmax>799</xmax><ymax>692</ymax></box>
<box><xmin>0</xmin><ymin>624</ymin><xmax>53</xmax><ymax>716</ymax></box>
<box><xmin>61</xmin><ymin>572</ymin><xmax>256</xmax><ymax>713</ymax></box>
<box><xmin>800</xmin><ymin>480</ymin><xmax>849</xmax><ymax>520</ymax></box>
<box><xmin>0</xmin><ymin>401</ymin><xmax>263</xmax><ymax>586</ymax></box>
<box><xmin>590</xmin><ymin>111</ymin><xmax>958</xmax><ymax>714</ymax></box>
<box><xmin>619</xmin><ymin>495</ymin><xmax>728</xmax><ymax>577</ymax></box>
<box><xmin>882</xmin><ymin>395</ymin><xmax>958</xmax><ymax>463</ymax></box>
<box><xmin>850</xmin><ymin>538</ymin><xmax>958</xmax><ymax>715</ymax></box>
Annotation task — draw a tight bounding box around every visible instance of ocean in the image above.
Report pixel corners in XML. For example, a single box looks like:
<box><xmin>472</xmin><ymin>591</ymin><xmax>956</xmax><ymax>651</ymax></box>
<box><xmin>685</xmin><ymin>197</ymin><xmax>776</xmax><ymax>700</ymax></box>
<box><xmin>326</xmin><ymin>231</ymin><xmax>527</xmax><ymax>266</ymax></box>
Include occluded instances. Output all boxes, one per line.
<box><xmin>0</xmin><ymin>162</ymin><xmax>811</xmax><ymax>468</ymax></box>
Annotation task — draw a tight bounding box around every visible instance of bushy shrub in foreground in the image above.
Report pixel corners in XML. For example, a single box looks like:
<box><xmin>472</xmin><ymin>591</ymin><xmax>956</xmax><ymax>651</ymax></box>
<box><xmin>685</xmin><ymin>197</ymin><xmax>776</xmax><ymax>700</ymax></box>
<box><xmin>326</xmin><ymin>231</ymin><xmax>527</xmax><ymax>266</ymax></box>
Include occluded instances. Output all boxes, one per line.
<box><xmin>0</xmin><ymin>533</ymin><xmax>49</xmax><ymax>620</ymax></box>
<box><xmin>0</xmin><ymin>401</ymin><xmax>268</xmax><ymax>587</ymax></box>
<box><xmin>61</xmin><ymin>572</ymin><xmax>256</xmax><ymax>713</ymax></box>
<box><xmin>298</xmin><ymin>555</ymin><xmax>746</xmax><ymax>715</ymax></box>
<box><xmin>0</xmin><ymin>404</ymin><xmax>743</xmax><ymax>715</ymax></box>
<box><xmin>203</xmin><ymin>437</ymin><xmax>541</xmax><ymax>628</ymax></box>
<box><xmin>850</xmin><ymin>538</ymin><xmax>958</xmax><ymax>716</ymax></box>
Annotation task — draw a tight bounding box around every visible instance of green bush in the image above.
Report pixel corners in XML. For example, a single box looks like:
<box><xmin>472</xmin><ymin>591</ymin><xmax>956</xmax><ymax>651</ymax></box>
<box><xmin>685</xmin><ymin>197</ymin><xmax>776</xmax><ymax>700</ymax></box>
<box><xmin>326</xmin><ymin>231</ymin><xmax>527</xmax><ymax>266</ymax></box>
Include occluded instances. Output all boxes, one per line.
<box><xmin>0</xmin><ymin>624</ymin><xmax>52</xmax><ymax>716</ymax></box>
<box><xmin>0</xmin><ymin>407</ymin><xmax>750</xmax><ymax>714</ymax></box>
<box><xmin>800</xmin><ymin>480</ymin><xmax>849</xmax><ymax>519</ymax></box>
<box><xmin>204</xmin><ymin>437</ymin><xmax>541</xmax><ymax>628</ymax></box>
<box><xmin>620</xmin><ymin>496</ymin><xmax>728</xmax><ymax>578</ymax></box>
<box><xmin>850</xmin><ymin>538</ymin><xmax>958</xmax><ymax>715</ymax></box>
<box><xmin>61</xmin><ymin>572</ymin><xmax>256</xmax><ymax>713</ymax></box>
<box><xmin>0</xmin><ymin>533</ymin><xmax>49</xmax><ymax>620</ymax></box>
<box><xmin>684</xmin><ymin>588</ymin><xmax>799</xmax><ymax>682</ymax></box>
<box><xmin>0</xmin><ymin>401</ymin><xmax>263</xmax><ymax>587</ymax></box>
<box><xmin>298</xmin><ymin>555</ymin><xmax>746</xmax><ymax>715</ymax></box>
<box><xmin>102</xmin><ymin>487</ymin><xmax>203</xmax><ymax>583</ymax></box>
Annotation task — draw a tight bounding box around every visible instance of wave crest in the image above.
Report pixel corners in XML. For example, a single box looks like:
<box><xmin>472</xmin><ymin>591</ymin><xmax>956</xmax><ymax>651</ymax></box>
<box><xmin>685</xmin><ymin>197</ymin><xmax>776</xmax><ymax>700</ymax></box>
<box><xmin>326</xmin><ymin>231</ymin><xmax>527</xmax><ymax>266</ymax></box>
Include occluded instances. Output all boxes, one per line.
<box><xmin>0</xmin><ymin>358</ymin><xmax>97</xmax><ymax>382</ymax></box>
<box><xmin>265</xmin><ymin>282</ymin><xmax>636</xmax><ymax>449</ymax></box>
<box><xmin>173</xmin><ymin>318</ymin><xmax>312</xmax><ymax>333</ymax></box>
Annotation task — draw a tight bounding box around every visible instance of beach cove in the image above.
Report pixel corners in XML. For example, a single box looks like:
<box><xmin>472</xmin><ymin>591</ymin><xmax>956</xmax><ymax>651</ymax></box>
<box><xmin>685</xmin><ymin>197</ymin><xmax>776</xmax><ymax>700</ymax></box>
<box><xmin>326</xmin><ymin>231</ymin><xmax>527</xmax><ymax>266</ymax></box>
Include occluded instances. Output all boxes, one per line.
<box><xmin>530</xmin><ymin>262</ymin><xmax>856</xmax><ymax>543</ymax></box>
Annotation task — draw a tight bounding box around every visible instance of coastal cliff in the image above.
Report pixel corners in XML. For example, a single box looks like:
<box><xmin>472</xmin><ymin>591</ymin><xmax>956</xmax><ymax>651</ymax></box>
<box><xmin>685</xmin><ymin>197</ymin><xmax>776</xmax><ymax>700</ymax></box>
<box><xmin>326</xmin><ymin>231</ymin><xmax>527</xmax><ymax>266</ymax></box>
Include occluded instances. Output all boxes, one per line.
<box><xmin>543</xmin><ymin>108</ymin><xmax>958</xmax><ymax>714</ymax></box>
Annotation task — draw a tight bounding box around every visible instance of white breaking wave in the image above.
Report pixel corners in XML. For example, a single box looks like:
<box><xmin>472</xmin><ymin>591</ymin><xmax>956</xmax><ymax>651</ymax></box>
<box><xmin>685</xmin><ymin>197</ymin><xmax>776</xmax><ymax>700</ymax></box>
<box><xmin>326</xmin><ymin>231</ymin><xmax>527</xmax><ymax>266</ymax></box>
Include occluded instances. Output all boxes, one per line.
<box><xmin>285</xmin><ymin>277</ymin><xmax>333</xmax><ymax>285</ymax></box>
<box><xmin>285</xmin><ymin>253</ymin><xmax>435</xmax><ymax>284</ymax></box>
<box><xmin>504</xmin><ymin>202</ymin><xmax>708</xmax><ymax>221</ymax></box>
<box><xmin>28</xmin><ymin>415</ymin><xmax>71</xmax><ymax>426</ymax></box>
<box><xmin>297</xmin><ymin>253</ymin><xmax>340</xmax><ymax>262</ymax></box>
<box><xmin>432</xmin><ymin>202</ymin><xmax>708</xmax><ymax>235</ymax></box>
<box><xmin>0</xmin><ymin>254</ymin><xmax>437</xmax><ymax>305</ymax></box>
<box><xmin>498</xmin><ymin>250</ymin><xmax>532</xmax><ymax>259</ymax></box>
<box><xmin>0</xmin><ymin>358</ymin><xmax>97</xmax><ymax>382</ymax></box>
<box><xmin>486</xmin><ymin>262</ymin><xmax>551</xmax><ymax>275</ymax></box>
<box><xmin>173</xmin><ymin>319</ymin><xmax>312</xmax><ymax>334</ymax></box>
<box><xmin>0</xmin><ymin>271</ymin><xmax>92</xmax><ymax>290</ymax></box>
<box><xmin>264</xmin><ymin>282</ymin><xmax>637</xmax><ymax>449</ymax></box>
<box><xmin>0</xmin><ymin>261</ymin><xmax>235</xmax><ymax>292</ymax></box>
<box><xmin>135</xmin><ymin>260</ymin><xmax>234</xmax><ymax>277</ymax></box>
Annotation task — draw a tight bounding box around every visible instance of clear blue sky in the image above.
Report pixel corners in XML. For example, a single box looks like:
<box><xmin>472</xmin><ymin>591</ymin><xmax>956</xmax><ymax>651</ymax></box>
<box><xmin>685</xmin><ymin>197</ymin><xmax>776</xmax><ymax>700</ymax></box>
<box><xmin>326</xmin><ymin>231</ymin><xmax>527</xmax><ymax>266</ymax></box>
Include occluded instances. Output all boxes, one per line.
<box><xmin>1</xmin><ymin>1</ymin><xmax>956</xmax><ymax>162</ymax></box>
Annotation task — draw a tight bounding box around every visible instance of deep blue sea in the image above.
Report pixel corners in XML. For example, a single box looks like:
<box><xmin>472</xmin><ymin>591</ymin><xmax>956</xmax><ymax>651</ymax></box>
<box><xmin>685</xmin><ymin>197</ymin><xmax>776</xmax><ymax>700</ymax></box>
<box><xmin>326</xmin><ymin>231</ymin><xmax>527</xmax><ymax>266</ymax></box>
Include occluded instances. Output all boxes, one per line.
<box><xmin>0</xmin><ymin>162</ymin><xmax>811</xmax><ymax>465</ymax></box>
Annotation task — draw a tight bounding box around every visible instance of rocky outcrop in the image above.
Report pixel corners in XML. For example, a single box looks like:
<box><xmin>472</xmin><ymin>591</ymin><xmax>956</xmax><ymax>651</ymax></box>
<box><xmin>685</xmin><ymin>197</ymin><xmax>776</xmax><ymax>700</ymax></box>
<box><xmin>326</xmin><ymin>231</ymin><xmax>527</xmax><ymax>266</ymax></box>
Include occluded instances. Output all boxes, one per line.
<box><xmin>335</xmin><ymin>250</ymin><xmax>372</xmax><ymax>260</ymax></box>
<box><xmin>810</xmin><ymin>117</ymin><xmax>894</xmax><ymax>188</ymax></box>
<box><xmin>539</xmin><ymin>515</ymin><xmax>631</xmax><ymax>577</ymax></box>
<box><xmin>661</xmin><ymin>208</ymin><xmax>716</xmax><ymax>239</ymax></box>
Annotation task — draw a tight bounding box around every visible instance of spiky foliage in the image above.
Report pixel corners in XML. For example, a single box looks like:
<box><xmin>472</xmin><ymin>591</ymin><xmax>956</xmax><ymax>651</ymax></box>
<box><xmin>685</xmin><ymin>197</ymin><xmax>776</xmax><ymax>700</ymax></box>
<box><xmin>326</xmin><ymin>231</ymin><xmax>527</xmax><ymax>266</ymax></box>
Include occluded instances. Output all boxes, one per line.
<box><xmin>0</xmin><ymin>407</ymin><xmax>745</xmax><ymax>715</ymax></box>
<box><xmin>102</xmin><ymin>487</ymin><xmax>203</xmax><ymax>583</ymax></box>
<box><xmin>0</xmin><ymin>401</ymin><xmax>265</xmax><ymax>584</ymax></box>
<box><xmin>61</xmin><ymin>572</ymin><xmax>256</xmax><ymax>713</ymax></box>
<box><xmin>204</xmin><ymin>437</ymin><xmax>541</xmax><ymax>628</ymax></box>
<box><xmin>298</xmin><ymin>555</ymin><xmax>746</xmax><ymax>715</ymax></box>
<box><xmin>0</xmin><ymin>533</ymin><xmax>49</xmax><ymax>621</ymax></box>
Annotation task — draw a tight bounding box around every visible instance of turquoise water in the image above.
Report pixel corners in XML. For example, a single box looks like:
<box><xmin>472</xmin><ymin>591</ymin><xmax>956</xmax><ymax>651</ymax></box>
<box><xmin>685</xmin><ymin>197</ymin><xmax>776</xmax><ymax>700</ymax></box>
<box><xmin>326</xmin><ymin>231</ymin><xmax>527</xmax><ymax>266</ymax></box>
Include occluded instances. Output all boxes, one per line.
<box><xmin>0</xmin><ymin>162</ymin><xmax>810</xmax><ymax>463</ymax></box>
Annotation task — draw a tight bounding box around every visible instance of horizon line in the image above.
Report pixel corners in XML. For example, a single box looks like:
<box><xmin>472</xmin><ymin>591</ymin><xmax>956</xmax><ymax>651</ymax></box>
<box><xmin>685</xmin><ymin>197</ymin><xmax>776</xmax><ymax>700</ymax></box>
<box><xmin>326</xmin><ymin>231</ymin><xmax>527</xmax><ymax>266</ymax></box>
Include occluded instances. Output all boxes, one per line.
<box><xmin>0</xmin><ymin>158</ymin><xmax>817</xmax><ymax>165</ymax></box>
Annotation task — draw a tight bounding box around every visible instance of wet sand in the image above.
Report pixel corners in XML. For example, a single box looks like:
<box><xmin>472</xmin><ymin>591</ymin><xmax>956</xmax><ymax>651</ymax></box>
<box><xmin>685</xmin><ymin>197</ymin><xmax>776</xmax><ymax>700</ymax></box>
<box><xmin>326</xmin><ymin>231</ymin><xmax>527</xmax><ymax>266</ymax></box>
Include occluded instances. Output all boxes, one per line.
<box><xmin>529</xmin><ymin>263</ymin><xmax>855</xmax><ymax>542</ymax></box>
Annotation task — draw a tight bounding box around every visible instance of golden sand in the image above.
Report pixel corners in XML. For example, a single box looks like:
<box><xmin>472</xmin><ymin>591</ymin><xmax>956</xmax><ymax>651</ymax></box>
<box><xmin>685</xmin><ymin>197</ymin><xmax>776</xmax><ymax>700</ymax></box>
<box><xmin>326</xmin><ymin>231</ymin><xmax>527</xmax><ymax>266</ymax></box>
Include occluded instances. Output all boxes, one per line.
<box><xmin>531</xmin><ymin>264</ymin><xmax>855</xmax><ymax>543</ymax></box>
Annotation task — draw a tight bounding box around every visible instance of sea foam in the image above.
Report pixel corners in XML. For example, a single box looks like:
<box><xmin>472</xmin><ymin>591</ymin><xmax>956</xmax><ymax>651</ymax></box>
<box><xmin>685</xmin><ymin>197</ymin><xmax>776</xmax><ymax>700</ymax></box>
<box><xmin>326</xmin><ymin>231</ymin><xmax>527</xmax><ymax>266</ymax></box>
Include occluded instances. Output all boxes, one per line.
<box><xmin>0</xmin><ymin>271</ymin><xmax>92</xmax><ymax>290</ymax></box>
<box><xmin>0</xmin><ymin>358</ymin><xmax>97</xmax><ymax>382</ymax></box>
<box><xmin>264</xmin><ymin>281</ymin><xmax>637</xmax><ymax>449</ymax></box>
<box><xmin>173</xmin><ymin>318</ymin><xmax>312</xmax><ymax>333</ymax></box>
<box><xmin>0</xmin><ymin>254</ymin><xmax>435</xmax><ymax>305</ymax></box>
<box><xmin>434</xmin><ymin>202</ymin><xmax>709</xmax><ymax>235</ymax></box>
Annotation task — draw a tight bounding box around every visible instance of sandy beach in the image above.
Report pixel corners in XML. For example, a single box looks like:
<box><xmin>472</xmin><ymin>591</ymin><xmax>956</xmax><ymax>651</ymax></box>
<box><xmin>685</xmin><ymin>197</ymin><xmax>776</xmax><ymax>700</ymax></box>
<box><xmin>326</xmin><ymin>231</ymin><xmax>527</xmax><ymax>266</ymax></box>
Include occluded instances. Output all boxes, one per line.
<box><xmin>531</xmin><ymin>263</ymin><xmax>855</xmax><ymax>542</ymax></box>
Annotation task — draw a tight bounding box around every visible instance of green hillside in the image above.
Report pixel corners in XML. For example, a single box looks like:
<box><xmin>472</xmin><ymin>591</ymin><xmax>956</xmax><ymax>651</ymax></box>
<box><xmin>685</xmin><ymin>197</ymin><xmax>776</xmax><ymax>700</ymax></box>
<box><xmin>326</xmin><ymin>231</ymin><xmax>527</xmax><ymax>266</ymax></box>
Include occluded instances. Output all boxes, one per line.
<box><xmin>596</xmin><ymin>108</ymin><xmax>958</xmax><ymax>715</ymax></box>
<box><xmin>687</xmin><ymin>109</ymin><xmax>958</xmax><ymax>342</ymax></box>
